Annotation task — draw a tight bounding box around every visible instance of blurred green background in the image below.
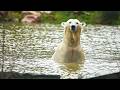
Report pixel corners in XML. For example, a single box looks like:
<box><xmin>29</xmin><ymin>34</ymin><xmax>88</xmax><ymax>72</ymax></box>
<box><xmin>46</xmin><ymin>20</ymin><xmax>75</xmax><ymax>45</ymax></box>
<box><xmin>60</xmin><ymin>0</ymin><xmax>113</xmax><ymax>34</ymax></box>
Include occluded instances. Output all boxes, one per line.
<box><xmin>0</xmin><ymin>11</ymin><xmax>120</xmax><ymax>25</ymax></box>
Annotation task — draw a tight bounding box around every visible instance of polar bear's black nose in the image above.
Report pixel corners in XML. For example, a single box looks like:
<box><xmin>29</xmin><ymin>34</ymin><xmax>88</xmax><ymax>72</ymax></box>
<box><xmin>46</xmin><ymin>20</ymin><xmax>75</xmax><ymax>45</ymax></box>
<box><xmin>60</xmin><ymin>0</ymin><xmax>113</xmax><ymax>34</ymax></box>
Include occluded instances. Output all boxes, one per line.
<box><xmin>71</xmin><ymin>25</ymin><xmax>76</xmax><ymax>32</ymax></box>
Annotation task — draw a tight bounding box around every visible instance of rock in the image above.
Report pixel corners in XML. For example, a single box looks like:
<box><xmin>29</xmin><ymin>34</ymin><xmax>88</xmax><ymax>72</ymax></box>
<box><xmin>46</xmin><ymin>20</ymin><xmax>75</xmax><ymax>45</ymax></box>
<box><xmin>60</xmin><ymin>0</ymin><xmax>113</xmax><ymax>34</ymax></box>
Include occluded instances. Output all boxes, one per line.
<box><xmin>21</xmin><ymin>11</ymin><xmax>41</xmax><ymax>24</ymax></box>
<box><xmin>21</xmin><ymin>15</ymin><xmax>40</xmax><ymax>24</ymax></box>
<box><xmin>40</xmin><ymin>11</ymin><xmax>52</xmax><ymax>14</ymax></box>
<box><xmin>22</xmin><ymin>11</ymin><xmax>41</xmax><ymax>16</ymax></box>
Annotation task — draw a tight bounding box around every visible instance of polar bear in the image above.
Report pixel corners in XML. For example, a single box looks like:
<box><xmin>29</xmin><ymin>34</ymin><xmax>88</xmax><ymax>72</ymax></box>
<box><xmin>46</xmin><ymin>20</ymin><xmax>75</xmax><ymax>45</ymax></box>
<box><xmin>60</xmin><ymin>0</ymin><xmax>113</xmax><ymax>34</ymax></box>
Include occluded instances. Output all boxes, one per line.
<box><xmin>52</xmin><ymin>19</ymin><xmax>86</xmax><ymax>63</ymax></box>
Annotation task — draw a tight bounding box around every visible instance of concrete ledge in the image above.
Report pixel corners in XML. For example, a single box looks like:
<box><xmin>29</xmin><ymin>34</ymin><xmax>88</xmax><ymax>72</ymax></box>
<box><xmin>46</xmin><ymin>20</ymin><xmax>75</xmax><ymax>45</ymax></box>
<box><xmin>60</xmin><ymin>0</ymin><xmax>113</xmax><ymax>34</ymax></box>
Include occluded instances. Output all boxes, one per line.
<box><xmin>88</xmin><ymin>72</ymin><xmax>120</xmax><ymax>79</ymax></box>
<box><xmin>0</xmin><ymin>72</ymin><xmax>60</xmax><ymax>79</ymax></box>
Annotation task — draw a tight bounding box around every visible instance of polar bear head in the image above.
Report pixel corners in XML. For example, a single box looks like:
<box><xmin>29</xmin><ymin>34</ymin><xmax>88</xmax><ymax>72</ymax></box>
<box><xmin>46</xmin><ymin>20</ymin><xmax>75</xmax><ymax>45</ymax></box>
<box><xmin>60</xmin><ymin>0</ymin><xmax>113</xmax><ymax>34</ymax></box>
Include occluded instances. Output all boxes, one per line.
<box><xmin>61</xmin><ymin>19</ymin><xmax>86</xmax><ymax>32</ymax></box>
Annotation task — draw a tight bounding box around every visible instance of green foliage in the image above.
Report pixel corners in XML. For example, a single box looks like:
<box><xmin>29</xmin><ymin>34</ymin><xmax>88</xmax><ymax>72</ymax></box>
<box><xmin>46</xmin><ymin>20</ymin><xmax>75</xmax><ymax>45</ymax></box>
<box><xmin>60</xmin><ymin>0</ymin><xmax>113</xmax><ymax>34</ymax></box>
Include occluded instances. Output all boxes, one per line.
<box><xmin>41</xmin><ymin>11</ymin><xmax>74</xmax><ymax>23</ymax></box>
<box><xmin>41</xmin><ymin>11</ymin><xmax>103</xmax><ymax>24</ymax></box>
<box><xmin>1</xmin><ymin>11</ymin><xmax>120</xmax><ymax>25</ymax></box>
<box><xmin>8</xmin><ymin>11</ymin><xmax>22</xmax><ymax>22</ymax></box>
<box><xmin>99</xmin><ymin>11</ymin><xmax>120</xmax><ymax>25</ymax></box>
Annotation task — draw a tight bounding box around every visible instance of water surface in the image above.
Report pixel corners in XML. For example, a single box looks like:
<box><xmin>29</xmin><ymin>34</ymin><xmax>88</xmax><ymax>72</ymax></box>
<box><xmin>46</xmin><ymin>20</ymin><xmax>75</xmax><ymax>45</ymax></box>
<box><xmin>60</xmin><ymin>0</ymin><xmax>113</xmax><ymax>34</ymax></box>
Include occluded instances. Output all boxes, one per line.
<box><xmin>0</xmin><ymin>23</ymin><xmax>120</xmax><ymax>79</ymax></box>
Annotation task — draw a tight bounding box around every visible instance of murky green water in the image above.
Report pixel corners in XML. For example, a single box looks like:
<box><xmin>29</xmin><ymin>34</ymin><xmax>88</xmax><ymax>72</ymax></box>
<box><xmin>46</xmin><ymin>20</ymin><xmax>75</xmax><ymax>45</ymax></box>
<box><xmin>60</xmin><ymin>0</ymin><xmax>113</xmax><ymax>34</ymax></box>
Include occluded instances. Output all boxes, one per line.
<box><xmin>0</xmin><ymin>23</ymin><xmax>120</xmax><ymax>79</ymax></box>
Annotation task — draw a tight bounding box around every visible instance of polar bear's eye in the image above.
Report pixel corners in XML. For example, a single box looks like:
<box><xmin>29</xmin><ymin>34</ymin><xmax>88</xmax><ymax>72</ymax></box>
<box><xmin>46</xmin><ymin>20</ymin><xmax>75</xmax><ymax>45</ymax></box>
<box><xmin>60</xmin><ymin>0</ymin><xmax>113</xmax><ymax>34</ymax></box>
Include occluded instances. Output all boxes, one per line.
<box><xmin>76</xmin><ymin>22</ymin><xmax>78</xmax><ymax>24</ymax></box>
<box><xmin>69</xmin><ymin>22</ymin><xmax>71</xmax><ymax>24</ymax></box>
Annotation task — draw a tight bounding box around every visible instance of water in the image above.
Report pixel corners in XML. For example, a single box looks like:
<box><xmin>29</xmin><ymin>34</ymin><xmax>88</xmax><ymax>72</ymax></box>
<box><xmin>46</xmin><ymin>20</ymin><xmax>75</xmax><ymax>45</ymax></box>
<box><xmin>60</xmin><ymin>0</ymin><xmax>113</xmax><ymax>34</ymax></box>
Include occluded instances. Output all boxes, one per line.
<box><xmin>0</xmin><ymin>23</ymin><xmax>120</xmax><ymax>79</ymax></box>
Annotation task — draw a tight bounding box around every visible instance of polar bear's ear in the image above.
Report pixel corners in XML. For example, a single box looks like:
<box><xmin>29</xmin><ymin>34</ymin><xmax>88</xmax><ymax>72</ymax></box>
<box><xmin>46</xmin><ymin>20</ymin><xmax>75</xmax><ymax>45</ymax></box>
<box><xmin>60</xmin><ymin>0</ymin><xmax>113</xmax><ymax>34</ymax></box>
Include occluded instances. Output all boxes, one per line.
<box><xmin>80</xmin><ymin>22</ymin><xmax>87</xmax><ymax>32</ymax></box>
<box><xmin>80</xmin><ymin>22</ymin><xmax>86</xmax><ymax>27</ymax></box>
<box><xmin>61</xmin><ymin>22</ymin><xmax>66</xmax><ymax>27</ymax></box>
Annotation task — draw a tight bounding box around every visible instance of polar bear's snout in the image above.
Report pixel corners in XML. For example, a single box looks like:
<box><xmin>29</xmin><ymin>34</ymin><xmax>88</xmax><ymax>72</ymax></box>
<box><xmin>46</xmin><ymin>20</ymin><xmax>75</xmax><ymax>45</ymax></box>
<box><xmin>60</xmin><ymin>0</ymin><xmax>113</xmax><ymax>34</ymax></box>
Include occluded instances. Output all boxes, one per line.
<box><xmin>71</xmin><ymin>25</ymin><xmax>76</xmax><ymax>32</ymax></box>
